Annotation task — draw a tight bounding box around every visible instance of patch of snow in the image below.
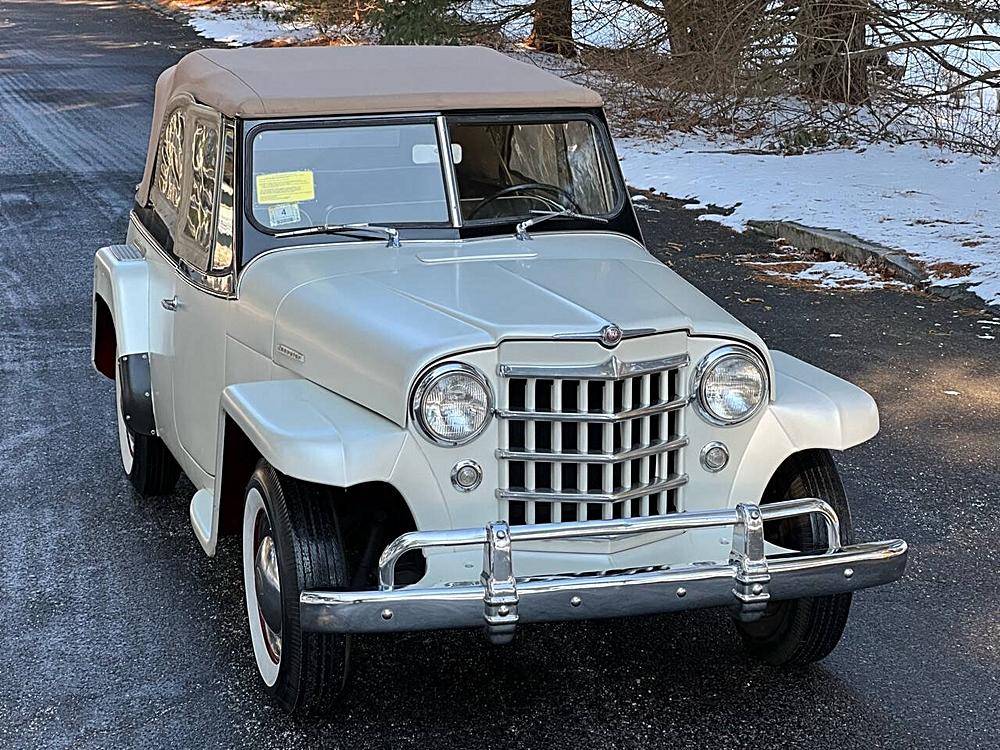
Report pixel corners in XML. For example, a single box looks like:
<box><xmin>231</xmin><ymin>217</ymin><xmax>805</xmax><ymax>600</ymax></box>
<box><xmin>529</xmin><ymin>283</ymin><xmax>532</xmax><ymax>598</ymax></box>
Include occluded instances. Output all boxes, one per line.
<box><xmin>187</xmin><ymin>6</ymin><xmax>316</xmax><ymax>46</ymax></box>
<box><xmin>748</xmin><ymin>259</ymin><xmax>905</xmax><ymax>291</ymax></box>
<box><xmin>617</xmin><ymin>134</ymin><xmax>1000</xmax><ymax>305</ymax></box>
<box><xmin>172</xmin><ymin>2</ymin><xmax>999</xmax><ymax>306</ymax></box>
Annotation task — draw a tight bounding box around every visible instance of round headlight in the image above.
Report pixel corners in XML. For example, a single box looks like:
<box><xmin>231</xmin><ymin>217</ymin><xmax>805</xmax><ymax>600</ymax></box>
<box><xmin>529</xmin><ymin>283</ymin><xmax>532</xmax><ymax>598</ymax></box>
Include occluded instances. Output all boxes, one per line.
<box><xmin>695</xmin><ymin>346</ymin><xmax>768</xmax><ymax>425</ymax></box>
<box><xmin>412</xmin><ymin>363</ymin><xmax>493</xmax><ymax>445</ymax></box>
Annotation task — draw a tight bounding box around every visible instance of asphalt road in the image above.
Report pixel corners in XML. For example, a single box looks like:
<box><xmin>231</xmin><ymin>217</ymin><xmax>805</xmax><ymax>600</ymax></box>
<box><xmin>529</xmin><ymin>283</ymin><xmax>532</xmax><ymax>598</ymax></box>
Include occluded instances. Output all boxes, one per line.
<box><xmin>1</xmin><ymin>2</ymin><xmax>998</xmax><ymax>748</ymax></box>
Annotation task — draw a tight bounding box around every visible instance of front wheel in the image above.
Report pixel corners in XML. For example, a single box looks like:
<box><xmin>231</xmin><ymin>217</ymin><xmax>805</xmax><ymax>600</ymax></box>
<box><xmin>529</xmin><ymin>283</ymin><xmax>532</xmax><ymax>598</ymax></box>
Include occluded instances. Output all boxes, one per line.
<box><xmin>735</xmin><ymin>449</ymin><xmax>854</xmax><ymax>665</ymax></box>
<box><xmin>242</xmin><ymin>460</ymin><xmax>350</xmax><ymax>713</ymax></box>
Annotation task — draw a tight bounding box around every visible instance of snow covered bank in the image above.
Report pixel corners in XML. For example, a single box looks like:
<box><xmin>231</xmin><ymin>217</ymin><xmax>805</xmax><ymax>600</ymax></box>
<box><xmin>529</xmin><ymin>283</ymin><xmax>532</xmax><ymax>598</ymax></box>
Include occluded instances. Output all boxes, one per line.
<box><xmin>618</xmin><ymin>135</ymin><xmax>1000</xmax><ymax>305</ymax></box>
<box><xmin>173</xmin><ymin>2</ymin><xmax>999</xmax><ymax>307</ymax></box>
<box><xmin>186</xmin><ymin>4</ymin><xmax>316</xmax><ymax>46</ymax></box>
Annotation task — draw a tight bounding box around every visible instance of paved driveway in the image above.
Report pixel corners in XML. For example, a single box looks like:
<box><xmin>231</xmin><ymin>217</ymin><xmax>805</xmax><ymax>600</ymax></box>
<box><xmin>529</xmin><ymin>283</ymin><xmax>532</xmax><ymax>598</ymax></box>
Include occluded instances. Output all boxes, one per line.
<box><xmin>0</xmin><ymin>1</ymin><xmax>997</xmax><ymax>748</ymax></box>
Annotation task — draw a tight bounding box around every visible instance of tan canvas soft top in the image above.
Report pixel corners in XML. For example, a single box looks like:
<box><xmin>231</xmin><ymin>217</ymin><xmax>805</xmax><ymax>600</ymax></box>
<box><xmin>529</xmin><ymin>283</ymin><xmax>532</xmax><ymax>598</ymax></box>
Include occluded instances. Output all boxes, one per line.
<box><xmin>136</xmin><ymin>45</ymin><xmax>604</xmax><ymax>205</ymax></box>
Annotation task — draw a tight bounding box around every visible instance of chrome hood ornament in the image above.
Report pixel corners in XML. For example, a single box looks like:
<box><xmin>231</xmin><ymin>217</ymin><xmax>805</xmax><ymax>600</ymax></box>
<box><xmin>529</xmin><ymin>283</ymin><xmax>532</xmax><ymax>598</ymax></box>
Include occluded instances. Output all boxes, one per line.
<box><xmin>600</xmin><ymin>324</ymin><xmax>623</xmax><ymax>348</ymax></box>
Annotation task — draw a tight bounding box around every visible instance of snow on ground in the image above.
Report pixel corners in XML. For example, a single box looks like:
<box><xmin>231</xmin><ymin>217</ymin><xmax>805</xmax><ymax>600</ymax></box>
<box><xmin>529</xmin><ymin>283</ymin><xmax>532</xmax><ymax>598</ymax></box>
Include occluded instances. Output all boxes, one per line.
<box><xmin>617</xmin><ymin>134</ymin><xmax>1000</xmax><ymax>305</ymax></box>
<box><xmin>177</xmin><ymin>2</ymin><xmax>999</xmax><ymax>306</ymax></box>
<box><xmin>746</xmin><ymin>258</ymin><xmax>907</xmax><ymax>291</ymax></box>
<box><xmin>186</xmin><ymin>4</ymin><xmax>316</xmax><ymax>46</ymax></box>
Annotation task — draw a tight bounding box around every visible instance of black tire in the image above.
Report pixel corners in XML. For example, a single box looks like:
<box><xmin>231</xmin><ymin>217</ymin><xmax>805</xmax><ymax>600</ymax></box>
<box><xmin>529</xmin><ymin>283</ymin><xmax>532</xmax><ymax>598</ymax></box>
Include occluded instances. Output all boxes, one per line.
<box><xmin>242</xmin><ymin>460</ymin><xmax>350</xmax><ymax>714</ymax></box>
<box><xmin>128</xmin><ymin>432</ymin><xmax>181</xmax><ymax>497</ymax></box>
<box><xmin>114</xmin><ymin>355</ymin><xmax>179</xmax><ymax>497</ymax></box>
<box><xmin>735</xmin><ymin>449</ymin><xmax>854</xmax><ymax>666</ymax></box>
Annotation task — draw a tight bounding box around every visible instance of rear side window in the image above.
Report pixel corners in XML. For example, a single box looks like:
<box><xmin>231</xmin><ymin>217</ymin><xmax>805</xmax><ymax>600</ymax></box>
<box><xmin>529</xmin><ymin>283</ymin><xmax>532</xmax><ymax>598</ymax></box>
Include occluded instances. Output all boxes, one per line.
<box><xmin>184</xmin><ymin>119</ymin><xmax>219</xmax><ymax>251</ymax></box>
<box><xmin>172</xmin><ymin>112</ymin><xmax>222</xmax><ymax>272</ymax></box>
<box><xmin>154</xmin><ymin>108</ymin><xmax>185</xmax><ymax>211</ymax></box>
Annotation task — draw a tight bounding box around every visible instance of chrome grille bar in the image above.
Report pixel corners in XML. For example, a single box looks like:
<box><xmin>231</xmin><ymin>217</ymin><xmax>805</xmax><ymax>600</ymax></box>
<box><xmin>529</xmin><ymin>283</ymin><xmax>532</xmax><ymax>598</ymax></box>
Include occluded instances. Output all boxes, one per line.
<box><xmin>497</xmin><ymin>474</ymin><xmax>689</xmax><ymax>504</ymax></box>
<box><xmin>497</xmin><ymin>436</ymin><xmax>689</xmax><ymax>464</ymax></box>
<box><xmin>496</xmin><ymin>396</ymin><xmax>687</xmax><ymax>422</ymax></box>
<box><xmin>498</xmin><ymin>353</ymin><xmax>688</xmax><ymax>380</ymax></box>
<box><xmin>497</xmin><ymin>350</ymin><xmax>688</xmax><ymax>526</ymax></box>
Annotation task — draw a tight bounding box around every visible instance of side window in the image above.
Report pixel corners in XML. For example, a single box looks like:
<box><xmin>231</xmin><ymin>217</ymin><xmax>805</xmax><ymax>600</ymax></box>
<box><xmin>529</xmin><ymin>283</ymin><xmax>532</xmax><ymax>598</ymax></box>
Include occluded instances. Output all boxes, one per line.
<box><xmin>153</xmin><ymin>108</ymin><xmax>185</xmax><ymax>213</ymax></box>
<box><xmin>211</xmin><ymin>121</ymin><xmax>236</xmax><ymax>272</ymax></box>
<box><xmin>176</xmin><ymin>115</ymin><xmax>221</xmax><ymax>272</ymax></box>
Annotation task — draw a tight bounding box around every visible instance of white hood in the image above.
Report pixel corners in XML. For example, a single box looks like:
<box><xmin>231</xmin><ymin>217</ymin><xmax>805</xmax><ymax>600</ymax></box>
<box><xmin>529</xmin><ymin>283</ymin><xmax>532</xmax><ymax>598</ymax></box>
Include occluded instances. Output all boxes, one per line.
<box><xmin>236</xmin><ymin>233</ymin><xmax>767</xmax><ymax>425</ymax></box>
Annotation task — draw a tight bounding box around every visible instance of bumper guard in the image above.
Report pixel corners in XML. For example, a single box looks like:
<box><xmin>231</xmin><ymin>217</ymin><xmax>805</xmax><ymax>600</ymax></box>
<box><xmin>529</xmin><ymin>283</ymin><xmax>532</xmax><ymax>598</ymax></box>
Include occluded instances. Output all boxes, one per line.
<box><xmin>299</xmin><ymin>498</ymin><xmax>907</xmax><ymax>643</ymax></box>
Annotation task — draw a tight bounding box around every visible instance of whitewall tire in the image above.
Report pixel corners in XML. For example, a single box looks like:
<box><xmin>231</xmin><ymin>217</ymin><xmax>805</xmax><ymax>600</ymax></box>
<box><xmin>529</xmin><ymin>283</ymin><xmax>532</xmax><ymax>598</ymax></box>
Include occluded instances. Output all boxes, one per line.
<box><xmin>243</xmin><ymin>487</ymin><xmax>281</xmax><ymax>687</ymax></box>
<box><xmin>240</xmin><ymin>460</ymin><xmax>350</xmax><ymax>713</ymax></box>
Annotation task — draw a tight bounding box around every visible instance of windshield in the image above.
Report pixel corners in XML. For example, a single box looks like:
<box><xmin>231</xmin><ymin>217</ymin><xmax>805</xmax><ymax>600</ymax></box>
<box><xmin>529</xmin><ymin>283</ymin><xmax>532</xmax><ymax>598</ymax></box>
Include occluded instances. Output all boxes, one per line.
<box><xmin>450</xmin><ymin>119</ymin><xmax>622</xmax><ymax>223</ymax></box>
<box><xmin>247</xmin><ymin>116</ymin><xmax>622</xmax><ymax>234</ymax></box>
<box><xmin>250</xmin><ymin>122</ymin><xmax>450</xmax><ymax>231</ymax></box>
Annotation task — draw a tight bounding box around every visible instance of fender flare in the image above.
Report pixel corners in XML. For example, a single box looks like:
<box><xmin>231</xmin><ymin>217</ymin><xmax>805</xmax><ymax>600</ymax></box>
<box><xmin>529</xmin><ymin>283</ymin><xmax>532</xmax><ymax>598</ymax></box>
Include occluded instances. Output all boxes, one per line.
<box><xmin>93</xmin><ymin>245</ymin><xmax>150</xmax><ymax>367</ymax></box>
<box><xmin>196</xmin><ymin>379</ymin><xmax>448</xmax><ymax>555</ymax></box>
<box><xmin>94</xmin><ymin>245</ymin><xmax>157</xmax><ymax>433</ymax></box>
<box><xmin>730</xmin><ymin>351</ymin><xmax>879</xmax><ymax>504</ymax></box>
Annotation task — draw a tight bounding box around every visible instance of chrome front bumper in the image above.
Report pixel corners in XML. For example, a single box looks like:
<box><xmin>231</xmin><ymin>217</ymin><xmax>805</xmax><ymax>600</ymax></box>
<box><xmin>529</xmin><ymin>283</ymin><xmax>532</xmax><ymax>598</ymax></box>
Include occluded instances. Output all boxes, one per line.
<box><xmin>299</xmin><ymin>499</ymin><xmax>907</xmax><ymax>643</ymax></box>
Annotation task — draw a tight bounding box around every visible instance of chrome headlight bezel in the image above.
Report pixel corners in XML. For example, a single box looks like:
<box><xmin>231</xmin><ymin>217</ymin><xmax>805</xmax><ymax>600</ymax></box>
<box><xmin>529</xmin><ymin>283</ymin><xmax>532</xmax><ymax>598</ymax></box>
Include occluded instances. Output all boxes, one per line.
<box><xmin>410</xmin><ymin>362</ymin><xmax>495</xmax><ymax>446</ymax></box>
<box><xmin>692</xmin><ymin>345</ymin><xmax>769</xmax><ymax>426</ymax></box>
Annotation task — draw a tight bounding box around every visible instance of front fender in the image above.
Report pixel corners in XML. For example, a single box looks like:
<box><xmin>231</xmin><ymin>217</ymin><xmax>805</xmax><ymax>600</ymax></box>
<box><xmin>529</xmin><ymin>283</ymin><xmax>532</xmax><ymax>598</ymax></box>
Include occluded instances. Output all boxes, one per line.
<box><xmin>220</xmin><ymin>379</ymin><xmax>409</xmax><ymax>487</ymax></box>
<box><xmin>198</xmin><ymin>379</ymin><xmax>450</xmax><ymax>555</ymax></box>
<box><xmin>730</xmin><ymin>351</ymin><xmax>879</xmax><ymax>504</ymax></box>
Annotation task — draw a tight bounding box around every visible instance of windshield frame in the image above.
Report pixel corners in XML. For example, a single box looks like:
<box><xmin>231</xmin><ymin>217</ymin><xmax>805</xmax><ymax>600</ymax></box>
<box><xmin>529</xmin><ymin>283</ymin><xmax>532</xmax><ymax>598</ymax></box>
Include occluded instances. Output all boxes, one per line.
<box><xmin>238</xmin><ymin>109</ymin><xmax>639</xmax><ymax>264</ymax></box>
<box><xmin>243</xmin><ymin>113</ymin><xmax>456</xmax><ymax>237</ymax></box>
<box><xmin>443</xmin><ymin>110</ymin><xmax>627</xmax><ymax>228</ymax></box>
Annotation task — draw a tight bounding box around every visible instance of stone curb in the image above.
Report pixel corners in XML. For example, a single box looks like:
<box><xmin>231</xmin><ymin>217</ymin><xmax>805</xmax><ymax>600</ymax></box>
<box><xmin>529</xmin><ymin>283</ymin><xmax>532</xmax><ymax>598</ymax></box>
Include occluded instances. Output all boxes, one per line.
<box><xmin>747</xmin><ymin>219</ymin><xmax>988</xmax><ymax>310</ymax></box>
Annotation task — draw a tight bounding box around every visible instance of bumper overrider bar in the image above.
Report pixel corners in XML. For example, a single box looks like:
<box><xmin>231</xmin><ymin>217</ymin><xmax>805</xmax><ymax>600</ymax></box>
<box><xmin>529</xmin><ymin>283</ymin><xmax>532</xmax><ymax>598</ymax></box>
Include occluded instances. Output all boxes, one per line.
<box><xmin>299</xmin><ymin>499</ymin><xmax>907</xmax><ymax>643</ymax></box>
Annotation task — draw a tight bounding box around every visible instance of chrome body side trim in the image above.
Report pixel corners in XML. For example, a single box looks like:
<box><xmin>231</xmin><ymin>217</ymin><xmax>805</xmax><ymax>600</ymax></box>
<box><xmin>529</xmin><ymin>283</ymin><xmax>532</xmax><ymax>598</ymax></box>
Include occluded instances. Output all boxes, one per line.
<box><xmin>130</xmin><ymin>210</ymin><xmax>236</xmax><ymax>299</ymax></box>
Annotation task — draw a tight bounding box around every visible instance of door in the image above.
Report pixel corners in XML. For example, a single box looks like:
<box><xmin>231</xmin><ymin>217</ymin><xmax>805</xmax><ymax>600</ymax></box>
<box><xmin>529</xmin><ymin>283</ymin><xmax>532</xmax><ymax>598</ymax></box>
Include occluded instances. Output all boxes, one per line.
<box><xmin>170</xmin><ymin>108</ymin><xmax>232</xmax><ymax>475</ymax></box>
<box><xmin>141</xmin><ymin>103</ymin><xmax>191</xmax><ymax>455</ymax></box>
<box><xmin>145</xmin><ymin>102</ymin><xmax>233</xmax><ymax>477</ymax></box>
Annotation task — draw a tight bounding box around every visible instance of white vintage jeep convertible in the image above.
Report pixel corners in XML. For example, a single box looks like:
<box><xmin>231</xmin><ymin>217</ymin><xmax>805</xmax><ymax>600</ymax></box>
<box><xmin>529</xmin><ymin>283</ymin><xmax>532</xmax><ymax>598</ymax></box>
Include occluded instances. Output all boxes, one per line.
<box><xmin>92</xmin><ymin>46</ymin><xmax>907</xmax><ymax>712</ymax></box>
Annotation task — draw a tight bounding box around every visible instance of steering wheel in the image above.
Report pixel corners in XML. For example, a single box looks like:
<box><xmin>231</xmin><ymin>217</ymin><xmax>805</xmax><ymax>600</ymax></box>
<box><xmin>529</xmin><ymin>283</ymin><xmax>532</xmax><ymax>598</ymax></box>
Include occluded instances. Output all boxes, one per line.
<box><xmin>468</xmin><ymin>182</ymin><xmax>582</xmax><ymax>219</ymax></box>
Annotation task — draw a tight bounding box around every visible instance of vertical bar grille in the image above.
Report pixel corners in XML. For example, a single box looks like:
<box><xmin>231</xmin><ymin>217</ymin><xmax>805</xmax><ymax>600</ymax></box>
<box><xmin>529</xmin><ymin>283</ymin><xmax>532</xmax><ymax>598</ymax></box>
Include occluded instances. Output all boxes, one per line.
<box><xmin>496</xmin><ymin>355</ymin><xmax>689</xmax><ymax>526</ymax></box>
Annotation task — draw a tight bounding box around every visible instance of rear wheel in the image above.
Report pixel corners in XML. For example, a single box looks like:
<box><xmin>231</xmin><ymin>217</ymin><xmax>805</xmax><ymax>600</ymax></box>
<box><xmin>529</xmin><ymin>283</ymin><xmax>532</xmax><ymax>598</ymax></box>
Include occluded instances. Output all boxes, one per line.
<box><xmin>114</xmin><ymin>352</ymin><xmax>179</xmax><ymax>496</ymax></box>
<box><xmin>242</xmin><ymin>460</ymin><xmax>350</xmax><ymax>713</ymax></box>
<box><xmin>735</xmin><ymin>449</ymin><xmax>854</xmax><ymax>665</ymax></box>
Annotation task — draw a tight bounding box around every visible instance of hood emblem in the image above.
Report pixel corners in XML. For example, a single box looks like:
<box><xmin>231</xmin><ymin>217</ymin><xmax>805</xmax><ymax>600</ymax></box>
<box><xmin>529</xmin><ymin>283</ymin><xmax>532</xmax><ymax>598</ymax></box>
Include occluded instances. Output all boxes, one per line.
<box><xmin>600</xmin><ymin>325</ymin><xmax>623</xmax><ymax>348</ymax></box>
<box><xmin>276</xmin><ymin>343</ymin><xmax>305</xmax><ymax>363</ymax></box>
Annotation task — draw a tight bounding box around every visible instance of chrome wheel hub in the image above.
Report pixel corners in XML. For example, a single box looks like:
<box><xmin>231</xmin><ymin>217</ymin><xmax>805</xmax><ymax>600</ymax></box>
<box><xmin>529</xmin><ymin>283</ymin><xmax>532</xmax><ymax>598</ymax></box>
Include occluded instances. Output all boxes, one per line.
<box><xmin>254</xmin><ymin>531</ymin><xmax>283</xmax><ymax>662</ymax></box>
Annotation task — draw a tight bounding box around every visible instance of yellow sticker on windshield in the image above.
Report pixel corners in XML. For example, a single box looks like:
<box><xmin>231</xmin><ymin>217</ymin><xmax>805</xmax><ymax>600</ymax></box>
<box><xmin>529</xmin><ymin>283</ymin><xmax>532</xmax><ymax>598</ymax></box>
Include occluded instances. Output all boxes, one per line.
<box><xmin>255</xmin><ymin>170</ymin><xmax>315</xmax><ymax>205</ymax></box>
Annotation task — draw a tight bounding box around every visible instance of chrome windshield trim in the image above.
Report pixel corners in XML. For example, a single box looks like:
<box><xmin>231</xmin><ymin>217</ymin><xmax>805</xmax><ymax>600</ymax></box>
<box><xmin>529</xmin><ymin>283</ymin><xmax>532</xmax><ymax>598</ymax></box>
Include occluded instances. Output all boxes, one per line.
<box><xmin>436</xmin><ymin>115</ymin><xmax>462</xmax><ymax>228</ymax></box>
<box><xmin>497</xmin><ymin>353</ymin><xmax>688</xmax><ymax>381</ymax></box>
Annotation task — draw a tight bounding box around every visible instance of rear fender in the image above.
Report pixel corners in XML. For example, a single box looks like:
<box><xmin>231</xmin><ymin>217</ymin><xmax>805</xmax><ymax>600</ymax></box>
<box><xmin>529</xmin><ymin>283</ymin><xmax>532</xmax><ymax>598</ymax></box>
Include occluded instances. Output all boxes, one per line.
<box><xmin>92</xmin><ymin>244</ymin><xmax>149</xmax><ymax>371</ymax></box>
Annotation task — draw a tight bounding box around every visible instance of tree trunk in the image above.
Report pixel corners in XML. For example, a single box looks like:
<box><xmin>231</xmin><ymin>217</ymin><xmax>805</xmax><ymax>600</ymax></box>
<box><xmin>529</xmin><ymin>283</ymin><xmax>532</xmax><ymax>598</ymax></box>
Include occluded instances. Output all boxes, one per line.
<box><xmin>528</xmin><ymin>0</ymin><xmax>575</xmax><ymax>56</ymax></box>
<box><xmin>797</xmin><ymin>1</ymin><xmax>871</xmax><ymax>104</ymax></box>
<box><xmin>661</xmin><ymin>1</ymin><xmax>768</xmax><ymax>91</ymax></box>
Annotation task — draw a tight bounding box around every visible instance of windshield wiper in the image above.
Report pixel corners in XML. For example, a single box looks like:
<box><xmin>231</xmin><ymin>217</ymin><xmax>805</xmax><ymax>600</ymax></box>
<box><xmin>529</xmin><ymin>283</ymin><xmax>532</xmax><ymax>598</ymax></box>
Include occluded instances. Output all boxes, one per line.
<box><xmin>514</xmin><ymin>208</ymin><xmax>608</xmax><ymax>241</ymax></box>
<box><xmin>273</xmin><ymin>222</ymin><xmax>401</xmax><ymax>248</ymax></box>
